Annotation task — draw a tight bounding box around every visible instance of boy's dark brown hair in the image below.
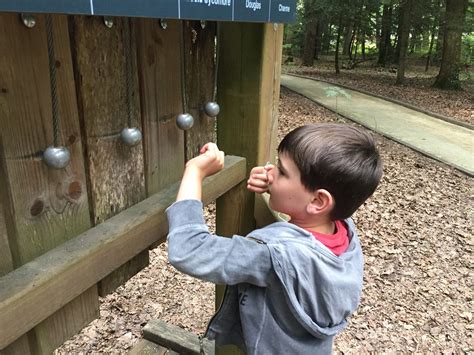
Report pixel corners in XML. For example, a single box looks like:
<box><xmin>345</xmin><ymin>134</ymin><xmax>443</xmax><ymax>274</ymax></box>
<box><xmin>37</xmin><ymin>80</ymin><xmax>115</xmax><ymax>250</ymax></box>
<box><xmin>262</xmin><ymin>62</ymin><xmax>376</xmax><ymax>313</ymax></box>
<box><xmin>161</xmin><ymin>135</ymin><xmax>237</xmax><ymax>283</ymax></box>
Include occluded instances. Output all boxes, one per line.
<box><xmin>278</xmin><ymin>123</ymin><xmax>383</xmax><ymax>220</ymax></box>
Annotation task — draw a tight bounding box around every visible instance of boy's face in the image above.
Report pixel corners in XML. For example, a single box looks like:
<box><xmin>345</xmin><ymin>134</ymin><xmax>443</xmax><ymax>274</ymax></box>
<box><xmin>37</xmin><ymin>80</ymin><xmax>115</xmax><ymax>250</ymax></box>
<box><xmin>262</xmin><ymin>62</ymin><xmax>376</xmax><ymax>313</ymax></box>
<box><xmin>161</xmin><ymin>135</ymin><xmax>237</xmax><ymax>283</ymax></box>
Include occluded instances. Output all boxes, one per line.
<box><xmin>267</xmin><ymin>153</ymin><xmax>314</xmax><ymax>220</ymax></box>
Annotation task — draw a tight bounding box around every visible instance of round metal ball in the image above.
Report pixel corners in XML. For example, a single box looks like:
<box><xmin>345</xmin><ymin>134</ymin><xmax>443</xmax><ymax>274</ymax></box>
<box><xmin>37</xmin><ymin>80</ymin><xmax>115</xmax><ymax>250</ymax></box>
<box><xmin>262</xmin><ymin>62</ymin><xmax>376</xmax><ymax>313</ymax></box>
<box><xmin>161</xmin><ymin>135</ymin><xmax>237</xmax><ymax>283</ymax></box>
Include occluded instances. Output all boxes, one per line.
<box><xmin>176</xmin><ymin>113</ymin><xmax>194</xmax><ymax>130</ymax></box>
<box><xmin>204</xmin><ymin>102</ymin><xmax>220</xmax><ymax>117</ymax></box>
<box><xmin>120</xmin><ymin>127</ymin><xmax>142</xmax><ymax>146</ymax></box>
<box><xmin>43</xmin><ymin>146</ymin><xmax>71</xmax><ymax>169</ymax></box>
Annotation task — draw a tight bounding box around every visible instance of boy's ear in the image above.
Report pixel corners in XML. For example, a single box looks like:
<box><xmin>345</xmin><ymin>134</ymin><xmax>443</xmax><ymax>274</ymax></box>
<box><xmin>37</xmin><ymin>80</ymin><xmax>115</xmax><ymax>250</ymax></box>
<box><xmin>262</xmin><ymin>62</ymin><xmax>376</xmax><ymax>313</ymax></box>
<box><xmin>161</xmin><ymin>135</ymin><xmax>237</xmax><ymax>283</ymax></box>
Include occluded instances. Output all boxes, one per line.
<box><xmin>306</xmin><ymin>189</ymin><xmax>334</xmax><ymax>215</ymax></box>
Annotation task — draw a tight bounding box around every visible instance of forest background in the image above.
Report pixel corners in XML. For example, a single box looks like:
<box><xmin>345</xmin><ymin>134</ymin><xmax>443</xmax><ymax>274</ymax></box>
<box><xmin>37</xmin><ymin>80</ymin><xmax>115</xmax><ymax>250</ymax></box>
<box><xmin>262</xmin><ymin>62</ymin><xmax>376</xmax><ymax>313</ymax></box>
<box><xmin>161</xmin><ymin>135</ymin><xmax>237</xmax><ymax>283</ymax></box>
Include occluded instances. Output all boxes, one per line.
<box><xmin>283</xmin><ymin>0</ymin><xmax>472</xmax><ymax>90</ymax></box>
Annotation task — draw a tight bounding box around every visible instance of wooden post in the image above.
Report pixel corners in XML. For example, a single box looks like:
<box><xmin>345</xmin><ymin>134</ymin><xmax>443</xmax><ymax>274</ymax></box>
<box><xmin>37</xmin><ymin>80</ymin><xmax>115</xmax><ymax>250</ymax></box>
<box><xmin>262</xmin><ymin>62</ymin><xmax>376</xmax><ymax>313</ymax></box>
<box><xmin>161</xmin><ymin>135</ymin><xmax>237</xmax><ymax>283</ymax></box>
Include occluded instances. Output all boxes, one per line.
<box><xmin>70</xmin><ymin>16</ymin><xmax>148</xmax><ymax>296</ymax></box>
<box><xmin>0</xmin><ymin>14</ymin><xmax>97</xmax><ymax>352</ymax></box>
<box><xmin>215</xmin><ymin>22</ymin><xmax>283</xmax><ymax>355</ymax></box>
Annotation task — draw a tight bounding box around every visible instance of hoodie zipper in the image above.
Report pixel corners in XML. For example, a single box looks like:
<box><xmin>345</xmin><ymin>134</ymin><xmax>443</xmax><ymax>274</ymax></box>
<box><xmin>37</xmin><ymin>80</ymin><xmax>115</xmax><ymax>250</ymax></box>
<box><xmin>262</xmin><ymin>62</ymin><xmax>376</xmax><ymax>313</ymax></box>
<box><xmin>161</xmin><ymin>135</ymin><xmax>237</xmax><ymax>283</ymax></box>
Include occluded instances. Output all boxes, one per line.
<box><xmin>203</xmin><ymin>284</ymin><xmax>229</xmax><ymax>339</ymax></box>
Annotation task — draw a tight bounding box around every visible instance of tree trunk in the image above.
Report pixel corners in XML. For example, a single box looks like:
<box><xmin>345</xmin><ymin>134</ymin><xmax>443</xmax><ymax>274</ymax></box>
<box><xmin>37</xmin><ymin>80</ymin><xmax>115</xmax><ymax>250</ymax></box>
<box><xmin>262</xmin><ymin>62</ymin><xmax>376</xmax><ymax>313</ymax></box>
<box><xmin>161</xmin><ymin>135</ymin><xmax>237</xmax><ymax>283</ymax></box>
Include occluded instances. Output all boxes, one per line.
<box><xmin>434</xmin><ymin>0</ymin><xmax>468</xmax><ymax>89</ymax></box>
<box><xmin>425</xmin><ymin>24</ymin><xmax>436</xmax><ymax>71</ymax></box>
<box><xmin>361</xmin><ymin>34</ymin><xmax>366</xmax><ymax>60</ymax></box>
<box><xmin>435</xmin><ymin>0</ymin><xmax>446</xmax><ymax>62</ymax></box>
<box><xmin>314</xmin><ymin>19</ymin><xmax>325</xmax><ymax>60</ymax></box>
<box><xmin>378</xmin><ymin>2</ymin><xmax>393</xmax><ymax>66</ymax></box>
<box><xmin>396</xmin><ymin>0</ymin><xmax>413</xmax><ymax>84</ymax></box>
<box><xmin>322</xmin><ymin>24</ymin><xmax>332</xmax><ymax>54</ymax></box>
<box><xmin>335</xmin><ymin>15</ymin><xmax>343</xmax><ymax>74</ymax></box>
<box><xmin>302</xmin><ymin>0</ymin><xmax>318</xmax><ymax>66</ymax></box>
<box><xmin>342</xmin><ymin>21</ymin><xmax>353</xmax><ymax>55</ymax></box>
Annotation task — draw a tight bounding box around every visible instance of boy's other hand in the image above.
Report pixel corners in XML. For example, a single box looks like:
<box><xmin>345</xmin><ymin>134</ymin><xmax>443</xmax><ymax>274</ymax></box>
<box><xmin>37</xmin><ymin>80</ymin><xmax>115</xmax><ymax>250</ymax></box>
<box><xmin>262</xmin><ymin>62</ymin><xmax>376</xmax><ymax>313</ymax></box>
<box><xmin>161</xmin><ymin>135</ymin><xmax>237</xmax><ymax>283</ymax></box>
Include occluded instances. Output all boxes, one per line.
<box><xmin>185</xmin><ymin>142</ymin><xmax>225</xmax><ymax>179</ymax></box>
<box><xmin>247</xmin><ymin>164</ymin><xmax>273</xmax><ymax>194</ymax></box>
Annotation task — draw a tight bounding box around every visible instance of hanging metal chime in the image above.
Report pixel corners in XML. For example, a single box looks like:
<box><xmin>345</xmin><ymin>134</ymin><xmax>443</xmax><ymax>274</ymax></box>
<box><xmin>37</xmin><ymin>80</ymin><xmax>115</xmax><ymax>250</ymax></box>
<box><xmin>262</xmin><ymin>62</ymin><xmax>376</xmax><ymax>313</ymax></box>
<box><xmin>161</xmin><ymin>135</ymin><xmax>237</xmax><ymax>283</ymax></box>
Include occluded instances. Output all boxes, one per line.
<box><xmin>203</xmin><ymin>22</ymin><xmax>220</xmax><ymax>118</ymax></box>
<box><xmin>176</xmin><ymin>23</ymin><xmax>194</xmax><ymax>131</ymax></box>
<box><xmin>42</xmin><ymin>14</ymin><xmax>71</xmax><ymax>169</ymax></box>
<box><xmin>120</xmin><ymin>18</ymin><xmax>143</xmax><ymax>146</ymax></box>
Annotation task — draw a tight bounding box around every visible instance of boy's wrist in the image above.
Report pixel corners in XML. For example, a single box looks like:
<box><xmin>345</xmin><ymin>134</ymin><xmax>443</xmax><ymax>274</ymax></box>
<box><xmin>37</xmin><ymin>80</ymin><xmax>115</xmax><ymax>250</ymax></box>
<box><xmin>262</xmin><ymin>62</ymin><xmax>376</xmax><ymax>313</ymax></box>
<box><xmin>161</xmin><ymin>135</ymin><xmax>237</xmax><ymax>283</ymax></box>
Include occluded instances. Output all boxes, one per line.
<box><xmin>184</xmin><ymin>164</ymin><xmax>205</xmax><ymax>181</ymax></box>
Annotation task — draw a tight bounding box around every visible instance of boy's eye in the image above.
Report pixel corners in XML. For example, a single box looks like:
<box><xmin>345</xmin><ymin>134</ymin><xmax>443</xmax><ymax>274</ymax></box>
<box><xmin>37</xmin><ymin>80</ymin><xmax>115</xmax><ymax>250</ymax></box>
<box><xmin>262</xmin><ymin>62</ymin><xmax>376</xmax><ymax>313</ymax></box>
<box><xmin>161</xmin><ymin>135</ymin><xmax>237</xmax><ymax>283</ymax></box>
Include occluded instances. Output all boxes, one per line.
<box><xmin>277</xmin><ymin>166</ymin><xmax>285</xmax><ymax>176</ymax></box>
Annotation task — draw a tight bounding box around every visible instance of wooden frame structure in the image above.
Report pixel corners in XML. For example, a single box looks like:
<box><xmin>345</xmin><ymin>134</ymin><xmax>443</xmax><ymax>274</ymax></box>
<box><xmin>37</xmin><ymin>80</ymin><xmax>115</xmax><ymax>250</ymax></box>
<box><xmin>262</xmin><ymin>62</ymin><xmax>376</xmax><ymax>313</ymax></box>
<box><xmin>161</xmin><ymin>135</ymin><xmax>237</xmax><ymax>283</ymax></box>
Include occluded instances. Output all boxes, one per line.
<box><xmin>0</xmin><ymin>10</ymin><xmax>283</xmax><ymax>354</ymax></box>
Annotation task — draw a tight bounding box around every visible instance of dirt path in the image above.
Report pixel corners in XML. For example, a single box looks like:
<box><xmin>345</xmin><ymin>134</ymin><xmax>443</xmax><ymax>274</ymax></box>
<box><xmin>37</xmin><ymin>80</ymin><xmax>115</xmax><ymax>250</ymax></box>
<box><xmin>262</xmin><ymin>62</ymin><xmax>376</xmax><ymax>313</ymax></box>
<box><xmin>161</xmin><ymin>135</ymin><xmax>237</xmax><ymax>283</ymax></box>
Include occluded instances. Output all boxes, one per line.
<box><xmin>58</xmin><ymin>87</ymin><xmax>473</xmax><ymax>354</ymax></box>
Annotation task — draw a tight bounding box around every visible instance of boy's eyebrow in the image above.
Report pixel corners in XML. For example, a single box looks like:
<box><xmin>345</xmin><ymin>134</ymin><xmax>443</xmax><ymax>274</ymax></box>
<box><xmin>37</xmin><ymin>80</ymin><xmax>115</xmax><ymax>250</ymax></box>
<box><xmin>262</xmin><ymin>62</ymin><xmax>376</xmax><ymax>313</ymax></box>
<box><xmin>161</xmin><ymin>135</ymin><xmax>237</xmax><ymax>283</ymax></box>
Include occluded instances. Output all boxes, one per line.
<box><xmin>277</xmin><ymin>158</ymin><xmax>289</xmax><ymax>175</ymax></box>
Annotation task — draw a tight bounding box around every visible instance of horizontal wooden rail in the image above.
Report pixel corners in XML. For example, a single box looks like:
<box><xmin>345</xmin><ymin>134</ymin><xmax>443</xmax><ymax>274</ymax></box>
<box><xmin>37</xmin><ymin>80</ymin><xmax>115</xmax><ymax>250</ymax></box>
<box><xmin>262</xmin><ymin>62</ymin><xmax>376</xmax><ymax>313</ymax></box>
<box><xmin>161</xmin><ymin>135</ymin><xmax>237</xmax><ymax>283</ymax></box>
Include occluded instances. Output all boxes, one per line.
<box><xmin>0</xmin><ymin>155</ymin><xmax>246</xmax><ymax>350</ymax></box>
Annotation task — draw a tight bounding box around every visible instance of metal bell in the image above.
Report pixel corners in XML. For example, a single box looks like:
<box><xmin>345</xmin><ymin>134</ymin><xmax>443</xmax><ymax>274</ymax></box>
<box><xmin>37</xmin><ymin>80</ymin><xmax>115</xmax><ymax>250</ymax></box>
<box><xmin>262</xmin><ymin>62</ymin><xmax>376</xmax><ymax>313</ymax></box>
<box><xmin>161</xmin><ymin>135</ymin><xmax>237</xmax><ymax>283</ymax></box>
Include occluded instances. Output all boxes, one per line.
<box><xmin>43</xmin><ymin>146</ymin><xmax>71</xmax><ymax>169</ymax></box>
<box><xmin>120</xmin><ymin>127</ymin><xmax>142</xmax><ymax>146</ymax></box>
<box><xmin>204</xmin><ymin>102</ymin><xmax>220</xmax><ymax>117</ymax></box>
<box><xmin>176</xmin><ymin>113</ymin><xmax>194</xmax><ymax>130</ymax></box>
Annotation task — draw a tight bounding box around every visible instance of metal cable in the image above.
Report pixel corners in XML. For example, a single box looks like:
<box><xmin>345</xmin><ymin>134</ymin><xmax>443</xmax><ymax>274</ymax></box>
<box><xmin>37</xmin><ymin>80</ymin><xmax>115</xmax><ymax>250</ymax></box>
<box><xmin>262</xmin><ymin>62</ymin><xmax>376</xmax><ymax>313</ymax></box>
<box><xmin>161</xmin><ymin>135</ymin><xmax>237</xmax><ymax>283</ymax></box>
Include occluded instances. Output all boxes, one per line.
<box><xmin>180</xmin><ymin>21</ymin><xmax>188</xmax><ymax>113</ymax></box>
<box><xmin>213</xmin><ymin>22</ymin><xmax>219</xmax><ymax>102</ymax></box>
<box><xmin>123</xmin><ymin>17</ymin><xmax>133</xmax><ymax>127</ymax></box>
<box><xmin>45</xmin><ymin>14</ymin><xmax>59</xmax><ymax>146</ymax></box>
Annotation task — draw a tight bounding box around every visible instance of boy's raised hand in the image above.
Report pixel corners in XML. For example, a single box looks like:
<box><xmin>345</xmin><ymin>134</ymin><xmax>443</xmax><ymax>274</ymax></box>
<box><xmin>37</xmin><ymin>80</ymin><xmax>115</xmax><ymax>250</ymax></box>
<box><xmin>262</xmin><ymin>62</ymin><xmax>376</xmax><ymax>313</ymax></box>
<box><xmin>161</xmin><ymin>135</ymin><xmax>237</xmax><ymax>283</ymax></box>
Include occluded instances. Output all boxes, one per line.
<box><xmin>185</xmin><ymin>142</ymin><xmax>225</xmax><ymax>179</ymax></box>
<box><xmin>247</xmin><ymin>164</ymin><xmax>273</xmax><ymax>194</ymax></box>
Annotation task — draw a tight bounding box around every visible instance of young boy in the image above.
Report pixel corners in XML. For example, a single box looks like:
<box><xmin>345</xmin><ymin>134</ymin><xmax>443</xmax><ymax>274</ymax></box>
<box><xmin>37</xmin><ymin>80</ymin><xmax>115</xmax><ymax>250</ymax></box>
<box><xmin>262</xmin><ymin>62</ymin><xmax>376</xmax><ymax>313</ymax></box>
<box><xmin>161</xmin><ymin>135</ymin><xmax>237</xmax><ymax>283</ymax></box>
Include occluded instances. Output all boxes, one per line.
<box><xmin>166</xmin><ymin>123</ymin><xmax>383</xmax><ymax>354</ymax></box>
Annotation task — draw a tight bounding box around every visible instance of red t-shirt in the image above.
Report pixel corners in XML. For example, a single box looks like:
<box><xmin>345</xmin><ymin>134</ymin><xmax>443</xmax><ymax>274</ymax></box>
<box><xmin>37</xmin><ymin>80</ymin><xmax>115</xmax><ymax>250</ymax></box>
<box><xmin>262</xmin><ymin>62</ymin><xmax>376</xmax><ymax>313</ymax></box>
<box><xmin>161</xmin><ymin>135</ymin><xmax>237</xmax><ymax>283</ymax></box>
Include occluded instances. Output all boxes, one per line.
<box><xmin>306</xmin><ymin>220</ymin><xmax>349</xmax><ymax>256</ymax></box>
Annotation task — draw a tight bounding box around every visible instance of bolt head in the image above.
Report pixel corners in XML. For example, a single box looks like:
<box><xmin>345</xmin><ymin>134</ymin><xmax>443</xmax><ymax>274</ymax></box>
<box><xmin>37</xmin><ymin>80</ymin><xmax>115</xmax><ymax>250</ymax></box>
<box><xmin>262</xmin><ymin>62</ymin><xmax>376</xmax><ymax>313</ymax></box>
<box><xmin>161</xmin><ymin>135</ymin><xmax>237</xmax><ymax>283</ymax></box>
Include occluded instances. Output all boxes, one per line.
<box><xmin>43</xmin><ymin>146</ymin><xmax>71</xmax><ymax>169</ymax></box>
<box><xmin>176</xmin><ymin>113</ymin><xmax>194</xmax><ymax>130</ymax></box>
<box><xmin>103</xmin><ymin>17</ymin><xmax>114</xmax><ymax>28</ymax></box>
<box><xmin>21</xmin><ymin>13</ymin><xmax>36</xmax><ymax>28</ymax></box>
<box><xmin>120</xmin><ymin>127</ymin><xmax>142</xmax><ymax>146</ymax></box>
<box><xmin>204</xmin><ymin>102</ymin><xmax>220</xmax><ymax>117</ymax></box>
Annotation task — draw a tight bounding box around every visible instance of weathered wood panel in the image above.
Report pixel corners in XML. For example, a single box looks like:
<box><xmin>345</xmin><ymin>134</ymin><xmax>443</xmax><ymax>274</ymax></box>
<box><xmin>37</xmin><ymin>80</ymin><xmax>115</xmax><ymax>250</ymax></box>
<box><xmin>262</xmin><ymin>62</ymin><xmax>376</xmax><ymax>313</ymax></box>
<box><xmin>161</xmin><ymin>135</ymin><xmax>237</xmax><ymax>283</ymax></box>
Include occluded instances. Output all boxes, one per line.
<box><xmin>0</xmin><ymin>13</ymin><xmax>96</xmax><ymax>352</ymax></box>
<box><xmin>0</xmin><ymin>137</ymin><xmax>31</xmax><ymax>355</ymax></box>
<box><xmin>70</xmin><ymin>16</ymin><xmax>148</xmax><ymax>296</ymax></box>
<box><xmin>0</xmin><ymin>136</ymin><xmax>13</xmax><ymax>278</ymax></box>
<box><xmin>184</xmin><ymin>20</ymin><xmax>217</xmax><ymax>160</ymax></box>
<box><xmin>0</xmin><ymin>155</ymin><xmax>246</xmax><ymax>350</ymax></box>
<box><xmin>136</xmin><ymin>19</ymin><xmax>185</xmax><ymax>195</ymax></box>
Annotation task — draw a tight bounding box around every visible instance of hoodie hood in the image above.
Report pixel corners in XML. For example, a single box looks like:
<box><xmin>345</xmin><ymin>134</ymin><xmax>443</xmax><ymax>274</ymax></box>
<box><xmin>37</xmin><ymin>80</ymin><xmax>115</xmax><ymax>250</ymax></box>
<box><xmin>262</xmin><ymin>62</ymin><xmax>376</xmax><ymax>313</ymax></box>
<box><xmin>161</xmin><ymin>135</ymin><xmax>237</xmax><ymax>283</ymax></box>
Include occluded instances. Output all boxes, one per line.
<box><xmin>249</xmin><ymin>220</ymin><xmax>364</xmax><ymax>339</ymax></box>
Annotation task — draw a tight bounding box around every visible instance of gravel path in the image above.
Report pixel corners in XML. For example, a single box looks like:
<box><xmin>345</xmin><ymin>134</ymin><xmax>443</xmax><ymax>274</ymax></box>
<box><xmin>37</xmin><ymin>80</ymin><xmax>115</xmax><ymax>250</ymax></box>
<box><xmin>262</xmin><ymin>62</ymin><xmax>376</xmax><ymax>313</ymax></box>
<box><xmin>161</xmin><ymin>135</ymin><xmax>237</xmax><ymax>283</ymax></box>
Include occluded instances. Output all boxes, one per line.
<box><xmin>58</xmin><ymin>87</ymin><xmax>473</xmax><ymax>354</ymax></box>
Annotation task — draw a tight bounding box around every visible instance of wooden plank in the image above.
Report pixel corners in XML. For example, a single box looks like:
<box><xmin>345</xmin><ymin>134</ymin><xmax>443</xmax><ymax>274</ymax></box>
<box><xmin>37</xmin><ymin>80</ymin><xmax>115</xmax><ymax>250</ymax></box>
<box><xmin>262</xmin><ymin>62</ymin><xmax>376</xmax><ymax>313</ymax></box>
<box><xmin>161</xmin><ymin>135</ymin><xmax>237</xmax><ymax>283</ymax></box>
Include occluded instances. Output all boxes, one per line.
<box><xmin>0</xmin><ymin>136</ymin><xmax>13</xmax><ymax>278</ymax></box>
<box><xmin>70</xmin><ymin>15</ymin><xmax>148</xmax><ymax>297</ymax></box>
<box><xmin>136</xmin><ymin>19</ymin><xmax>185</xmax><ymax>195</ymax></box>
<box><xmin>143</xmin><ymin>319</ymin><xmax>215</xmax><ymax>355</ymax></box>
<box><xmin>129</xmin><ymin>339</ymin><xmax>178</xmax><ymax>355</ymax></box>
<box><xmin>33</xmin><ymin>285</ymin><xmax>99</xmax><ymax>351</ymax></box>
<box><xmin>0</xmin><ymin>13</ymin><xmax>96</xmax><ymax>352</ymax></box>
<box><xmin>0</xmin><ymin>155</ymin><xmax>246</xmax><ymax>350</ymax></box>
<box><xmin>183</xmin><ymin>20</ymin><xmax>217</xmax><ymax>160</ymax></box>
<box><xmin>0</xmin><ymin>138</ymin><xmax>31</xmax><ymax>355</ymax></box>
<box><xmin>215</xmin><ymin>22</ymin><xmax>283</xmax><ymax>355</ymax></box>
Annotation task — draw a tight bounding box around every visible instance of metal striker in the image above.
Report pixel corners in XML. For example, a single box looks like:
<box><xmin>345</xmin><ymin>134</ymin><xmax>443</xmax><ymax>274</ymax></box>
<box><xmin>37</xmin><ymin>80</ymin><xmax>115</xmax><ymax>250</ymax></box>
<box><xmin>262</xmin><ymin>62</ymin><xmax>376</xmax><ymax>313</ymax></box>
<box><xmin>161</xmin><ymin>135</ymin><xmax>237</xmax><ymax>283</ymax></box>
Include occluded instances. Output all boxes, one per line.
<box><xmin>203</xmin><ymin>23</ymin><xmax>220</xmax><ymax>118</ymax></box>
<box><xmin>204</xmin><ymin>101</ymin><xmax>220</xmax><ymax>117</ymax></box>
<box><xmin>43</xmin><ymin>146</ymin><xmax>71</xmax><ymax>169</ymax></box>
<box><xmin>120</xmin><ymin>17</ymin><xmax>143</xmax><ymax>147</ymax></box>
<box><xmin>120</xmin><ymin>127</ymin><xmax>142</xmax><ymax>146</ymax></box>
<box><xmin>176</xmin><ymin>113</ymin><xmax>194</xmax><ymax>130</ymax></box>
<box><xmin>42</xmin><ymin>14</ymin><xmax>71</xmax><ymax>169</ymax></box>
<box><xmin>176</xmin><ymin>22</ymin><xmax>194</xmax><ymax>131</ymax></box>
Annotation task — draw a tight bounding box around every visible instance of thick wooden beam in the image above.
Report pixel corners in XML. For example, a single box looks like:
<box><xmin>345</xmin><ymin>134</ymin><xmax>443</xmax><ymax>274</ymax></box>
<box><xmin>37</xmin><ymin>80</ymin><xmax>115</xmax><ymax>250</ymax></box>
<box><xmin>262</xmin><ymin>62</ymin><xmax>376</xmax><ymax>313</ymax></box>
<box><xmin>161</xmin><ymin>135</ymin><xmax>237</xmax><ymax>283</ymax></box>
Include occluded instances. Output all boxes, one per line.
<box><xmin>0</xmin><ymin>155</ymin><xmax>246</xmax><ymax>350</ymax></box>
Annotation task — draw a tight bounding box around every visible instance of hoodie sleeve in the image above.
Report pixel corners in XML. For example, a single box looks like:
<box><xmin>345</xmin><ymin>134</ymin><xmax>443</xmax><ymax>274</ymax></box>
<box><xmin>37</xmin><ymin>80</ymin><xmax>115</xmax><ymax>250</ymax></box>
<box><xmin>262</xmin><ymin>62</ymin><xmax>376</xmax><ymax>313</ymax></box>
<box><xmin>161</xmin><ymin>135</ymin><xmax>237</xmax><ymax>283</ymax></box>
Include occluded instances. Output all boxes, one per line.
<box><xmin>166</xmin><ymin>199</ymin><xmax>273</xmax><ymax>286</ymax></box>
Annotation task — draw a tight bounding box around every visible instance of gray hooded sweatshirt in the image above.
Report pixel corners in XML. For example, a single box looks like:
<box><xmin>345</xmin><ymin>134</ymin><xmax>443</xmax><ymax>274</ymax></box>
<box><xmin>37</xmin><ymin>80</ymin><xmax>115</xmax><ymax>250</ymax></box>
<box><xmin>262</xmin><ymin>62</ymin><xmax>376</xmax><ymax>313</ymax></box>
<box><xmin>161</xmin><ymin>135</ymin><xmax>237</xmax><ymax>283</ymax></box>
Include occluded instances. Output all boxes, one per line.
<box><xmin>166</xmin><ymin>199</ymin><xmax>364</xmax><ymax>355</ymax></box>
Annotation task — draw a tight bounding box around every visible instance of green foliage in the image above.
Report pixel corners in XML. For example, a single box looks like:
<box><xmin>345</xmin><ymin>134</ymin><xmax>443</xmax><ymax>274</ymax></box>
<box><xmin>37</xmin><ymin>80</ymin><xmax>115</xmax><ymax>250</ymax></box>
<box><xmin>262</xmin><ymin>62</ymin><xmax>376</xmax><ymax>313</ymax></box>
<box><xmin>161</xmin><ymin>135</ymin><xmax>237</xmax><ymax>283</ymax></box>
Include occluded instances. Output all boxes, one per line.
<box><xmin>461</xmin><ymin>34</ymin><xmax>474</xmax><ymax>65</ymax></box>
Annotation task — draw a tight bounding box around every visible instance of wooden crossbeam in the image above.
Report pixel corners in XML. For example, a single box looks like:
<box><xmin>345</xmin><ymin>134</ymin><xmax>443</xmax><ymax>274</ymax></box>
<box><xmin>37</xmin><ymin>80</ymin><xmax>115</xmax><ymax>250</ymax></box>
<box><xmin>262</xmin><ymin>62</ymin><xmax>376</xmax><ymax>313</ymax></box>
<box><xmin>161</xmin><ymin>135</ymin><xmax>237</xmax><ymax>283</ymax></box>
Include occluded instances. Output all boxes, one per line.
<box><xmin>0</xmin><ymin>155</ymin><xmax>246</xmax><ymax>350</ymax></box>
<box><xmin>143</xmin><ymin>319</ymin><xmax>215</xmax><ymax>355</ymax></box>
